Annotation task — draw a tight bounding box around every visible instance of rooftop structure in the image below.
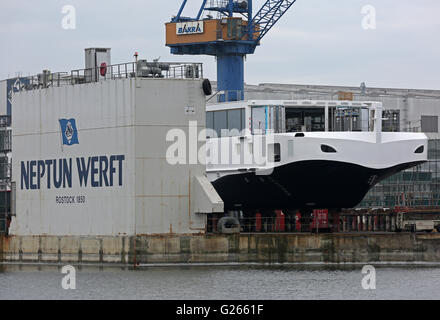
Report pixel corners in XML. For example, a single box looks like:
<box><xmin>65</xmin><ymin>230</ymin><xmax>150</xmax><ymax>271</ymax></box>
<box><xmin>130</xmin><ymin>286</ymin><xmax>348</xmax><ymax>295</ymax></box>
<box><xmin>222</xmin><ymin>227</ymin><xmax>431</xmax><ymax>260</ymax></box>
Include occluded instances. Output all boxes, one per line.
<box><xmin>7</xmin><ymin>61</ymin><xmax>204</xmax><ymax>93</ymax></box>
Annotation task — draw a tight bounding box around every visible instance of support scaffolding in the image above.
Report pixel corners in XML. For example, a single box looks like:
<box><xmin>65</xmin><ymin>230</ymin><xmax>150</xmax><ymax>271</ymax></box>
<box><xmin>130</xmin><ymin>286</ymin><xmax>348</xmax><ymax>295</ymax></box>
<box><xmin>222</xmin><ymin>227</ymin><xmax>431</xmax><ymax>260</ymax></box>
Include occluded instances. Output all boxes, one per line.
<box><xmin>0</xmin><ymin>116</ymin><xmax>11</xmax><ymax>235</ymax></box>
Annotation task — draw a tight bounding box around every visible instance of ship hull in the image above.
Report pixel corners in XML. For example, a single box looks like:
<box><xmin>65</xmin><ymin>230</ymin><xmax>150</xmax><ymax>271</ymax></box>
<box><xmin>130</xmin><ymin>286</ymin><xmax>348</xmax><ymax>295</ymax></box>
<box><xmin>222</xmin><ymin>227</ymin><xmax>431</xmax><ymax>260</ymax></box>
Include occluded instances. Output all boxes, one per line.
<box><xmin>211</xmin><ymin>160</ymin><xmax>425</xmax><ymax>210</ymax></box>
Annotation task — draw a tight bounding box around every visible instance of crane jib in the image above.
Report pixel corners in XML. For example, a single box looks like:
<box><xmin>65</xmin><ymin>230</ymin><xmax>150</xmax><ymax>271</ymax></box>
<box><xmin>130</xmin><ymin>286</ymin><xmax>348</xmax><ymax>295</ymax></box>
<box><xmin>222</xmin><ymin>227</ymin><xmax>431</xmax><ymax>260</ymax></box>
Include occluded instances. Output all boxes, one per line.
<box><xmin>251</xmin><ymin>0</ymin><xmax>298</xmax><ymax>42</ymax></box>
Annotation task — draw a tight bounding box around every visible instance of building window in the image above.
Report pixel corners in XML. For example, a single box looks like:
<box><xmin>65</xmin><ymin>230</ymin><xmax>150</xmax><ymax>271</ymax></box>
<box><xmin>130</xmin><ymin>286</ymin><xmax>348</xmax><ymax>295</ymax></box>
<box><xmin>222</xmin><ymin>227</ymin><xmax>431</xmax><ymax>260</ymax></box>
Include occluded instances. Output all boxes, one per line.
<box><xmin>359</xmin><ymin>139</ymin><xmax>440</xmax><ymax>208</ymax></box>
<box><xmin>421</xmin><ymin>115</ymin><xmax>438</xmax><ymax>133</ymax></box>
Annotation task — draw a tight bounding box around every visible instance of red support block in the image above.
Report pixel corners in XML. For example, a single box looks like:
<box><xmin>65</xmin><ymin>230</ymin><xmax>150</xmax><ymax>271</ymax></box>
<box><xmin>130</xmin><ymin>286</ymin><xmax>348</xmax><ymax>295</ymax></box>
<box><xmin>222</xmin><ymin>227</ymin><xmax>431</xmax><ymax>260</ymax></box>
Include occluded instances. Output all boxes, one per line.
<box><xmin>255</xmin><ymin>213</ymin><xmax>262</xmax><ymax>232</ymax></box>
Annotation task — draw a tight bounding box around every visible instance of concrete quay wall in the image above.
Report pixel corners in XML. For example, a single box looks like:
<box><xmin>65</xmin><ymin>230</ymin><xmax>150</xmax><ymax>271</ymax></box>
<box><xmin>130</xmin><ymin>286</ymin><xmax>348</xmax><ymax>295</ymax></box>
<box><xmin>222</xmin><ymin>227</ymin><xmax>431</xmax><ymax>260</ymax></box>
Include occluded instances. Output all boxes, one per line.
<box><xmin>1</xmin><ymin>233</ymin><xmax>440</xmax><ymax>265</ymax></box>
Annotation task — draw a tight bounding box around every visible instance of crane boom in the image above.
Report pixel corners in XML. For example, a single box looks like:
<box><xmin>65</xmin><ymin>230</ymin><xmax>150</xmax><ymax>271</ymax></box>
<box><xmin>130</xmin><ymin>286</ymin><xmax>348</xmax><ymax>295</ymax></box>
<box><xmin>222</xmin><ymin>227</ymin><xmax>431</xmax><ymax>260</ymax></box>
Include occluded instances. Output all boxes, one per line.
<box><xmin>251</xmin><ymin>0</ymin><xmax>298</xmax><ymax>42</ymax></box>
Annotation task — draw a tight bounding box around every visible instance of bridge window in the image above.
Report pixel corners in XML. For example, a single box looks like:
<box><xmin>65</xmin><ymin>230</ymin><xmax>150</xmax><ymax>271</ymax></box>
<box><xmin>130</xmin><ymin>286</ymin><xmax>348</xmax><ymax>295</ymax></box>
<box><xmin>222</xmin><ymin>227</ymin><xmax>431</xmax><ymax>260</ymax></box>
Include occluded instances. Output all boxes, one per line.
<box><xmin>286</xmin><ymin>107</ymin><xmax>325</xmax><ymax>132</ymax></box>
<box><xmin>421</xmin><ymin>115</ymin><xmax>438</xmax><ymax>133</ymax></box>
<box><xmin>228</xmin><ymin>109</ymin><xmax>242</xmax><ymax>135</ymax></box>
<box><xmin>207</xmin><ymin>109</ymin><xmax>245</xmax><ymax>137</ymax></box>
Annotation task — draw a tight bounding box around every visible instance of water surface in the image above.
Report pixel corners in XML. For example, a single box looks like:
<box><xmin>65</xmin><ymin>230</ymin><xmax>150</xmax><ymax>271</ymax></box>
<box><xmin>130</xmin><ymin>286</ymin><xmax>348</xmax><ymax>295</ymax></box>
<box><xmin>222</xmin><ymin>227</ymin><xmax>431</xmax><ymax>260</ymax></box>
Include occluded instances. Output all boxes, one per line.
<box><xmin>1</xmin><ymin>263</ymin><xmax>439</xmax><ymax>300</ymax></box>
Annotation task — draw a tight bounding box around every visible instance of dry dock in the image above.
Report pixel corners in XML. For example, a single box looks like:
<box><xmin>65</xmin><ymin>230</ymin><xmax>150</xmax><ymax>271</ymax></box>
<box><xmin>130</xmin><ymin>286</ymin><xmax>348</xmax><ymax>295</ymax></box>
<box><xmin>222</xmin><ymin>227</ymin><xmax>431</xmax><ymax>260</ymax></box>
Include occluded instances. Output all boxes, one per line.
<box><xmin>2</xmin><ymin>233</ymin><xmax>440</xmax><ymax>265</ymax></box>
<box><xmin>2</xmin><ymin>55</ymin><xmax>440</xmax><ymax>266</ymax></box>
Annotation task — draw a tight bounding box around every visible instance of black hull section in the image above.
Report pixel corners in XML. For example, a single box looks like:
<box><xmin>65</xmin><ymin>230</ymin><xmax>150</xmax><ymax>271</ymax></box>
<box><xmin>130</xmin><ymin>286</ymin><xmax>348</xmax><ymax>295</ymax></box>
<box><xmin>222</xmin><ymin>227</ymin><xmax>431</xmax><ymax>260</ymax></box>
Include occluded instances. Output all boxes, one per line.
<box><xmin>211</xmin><ymin>160</ymin><xmax>426</xmax><ymax>210</ymax></box>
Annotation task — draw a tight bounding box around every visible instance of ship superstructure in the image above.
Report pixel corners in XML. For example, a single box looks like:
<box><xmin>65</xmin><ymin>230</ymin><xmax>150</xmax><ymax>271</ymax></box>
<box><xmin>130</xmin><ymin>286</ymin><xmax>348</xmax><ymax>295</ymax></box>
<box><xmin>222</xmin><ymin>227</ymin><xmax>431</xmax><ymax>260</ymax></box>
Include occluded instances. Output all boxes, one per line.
<box><xmin>205</xmin><ymin>100</ymin><xmax>428</xmax><ymax>209</ymax></box>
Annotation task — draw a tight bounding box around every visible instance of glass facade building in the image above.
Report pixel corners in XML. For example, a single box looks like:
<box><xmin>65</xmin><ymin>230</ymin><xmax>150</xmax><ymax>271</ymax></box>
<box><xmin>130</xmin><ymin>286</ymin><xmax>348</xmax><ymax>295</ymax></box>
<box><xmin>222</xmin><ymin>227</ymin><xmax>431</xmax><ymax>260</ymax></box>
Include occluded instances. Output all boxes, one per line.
<box><xmin>359</xmin><ymin>139</ymin><xmax>440</xmax><ymax>208</ymax></box>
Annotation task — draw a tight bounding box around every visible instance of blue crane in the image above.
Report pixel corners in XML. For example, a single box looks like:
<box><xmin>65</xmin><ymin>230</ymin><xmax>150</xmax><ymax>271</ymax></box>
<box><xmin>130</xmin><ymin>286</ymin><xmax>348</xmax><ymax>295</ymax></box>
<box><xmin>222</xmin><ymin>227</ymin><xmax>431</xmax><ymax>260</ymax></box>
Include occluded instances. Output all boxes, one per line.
<box><xmin>166</xmin><ymin>0</ymin><xmax>299</xmax><ymax>102</ymax></box>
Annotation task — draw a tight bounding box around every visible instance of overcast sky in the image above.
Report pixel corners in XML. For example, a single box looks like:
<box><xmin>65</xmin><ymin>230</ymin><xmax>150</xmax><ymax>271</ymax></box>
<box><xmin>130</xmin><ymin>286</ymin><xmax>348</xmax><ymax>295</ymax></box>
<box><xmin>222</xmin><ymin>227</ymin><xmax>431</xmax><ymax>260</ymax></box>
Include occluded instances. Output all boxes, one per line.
<box><xmin>1</xmin><ymin>0</ymin><xmax>439</xmax><ymax>89</ymax></box>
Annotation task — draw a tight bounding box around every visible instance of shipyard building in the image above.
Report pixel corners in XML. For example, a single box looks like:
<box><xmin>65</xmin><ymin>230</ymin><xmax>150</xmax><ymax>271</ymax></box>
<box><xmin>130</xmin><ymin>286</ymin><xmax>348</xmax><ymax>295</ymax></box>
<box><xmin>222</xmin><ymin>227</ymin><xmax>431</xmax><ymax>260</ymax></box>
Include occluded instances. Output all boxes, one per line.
<box><xmin>0</xmin><ymin>50</ymin><xmax>223</xmax><ymax>236</ymax></box>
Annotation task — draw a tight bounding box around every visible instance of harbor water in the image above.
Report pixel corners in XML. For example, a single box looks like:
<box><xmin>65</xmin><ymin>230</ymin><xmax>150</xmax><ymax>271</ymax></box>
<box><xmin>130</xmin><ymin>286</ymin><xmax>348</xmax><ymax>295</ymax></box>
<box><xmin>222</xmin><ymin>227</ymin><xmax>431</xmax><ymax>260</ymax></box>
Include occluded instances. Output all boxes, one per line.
<box><xmin>1</xmin><ymin>264</ymin><xmax>439</xmax><ymax>300</ymax></box>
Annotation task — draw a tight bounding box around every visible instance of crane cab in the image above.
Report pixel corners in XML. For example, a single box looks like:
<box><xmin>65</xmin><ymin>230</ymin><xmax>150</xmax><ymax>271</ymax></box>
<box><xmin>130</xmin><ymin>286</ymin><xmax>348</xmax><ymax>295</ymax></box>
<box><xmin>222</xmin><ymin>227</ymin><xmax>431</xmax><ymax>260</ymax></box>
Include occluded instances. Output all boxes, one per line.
<box><xmin>166</xmin><ymin>18</ymin><xmax>259</xmax><ymax>52</ymax></box>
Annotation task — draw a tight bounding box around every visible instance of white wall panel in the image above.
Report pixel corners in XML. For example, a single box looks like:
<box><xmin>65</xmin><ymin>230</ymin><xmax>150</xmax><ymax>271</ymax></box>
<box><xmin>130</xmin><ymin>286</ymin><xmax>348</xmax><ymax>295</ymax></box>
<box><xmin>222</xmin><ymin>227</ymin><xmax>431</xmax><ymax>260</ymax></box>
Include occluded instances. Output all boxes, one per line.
<box><xmin>12</xmin><ymin>79</ymin><xmax>136</xmax><ymax>236</ymax></box>
<box><xmin>11</xmin><ymin>77</ymin><xmax>209</xmax><ymax>236</ymax></box>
